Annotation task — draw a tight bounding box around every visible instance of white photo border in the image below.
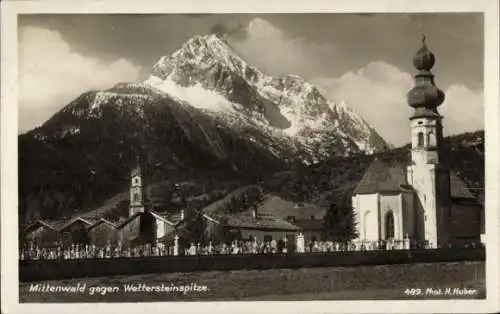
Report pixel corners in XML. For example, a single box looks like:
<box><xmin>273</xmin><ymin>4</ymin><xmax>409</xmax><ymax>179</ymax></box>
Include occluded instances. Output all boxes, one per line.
<box><xmin>1</xmin><ymin>0</ymin><xmax>499</xmax><ymax>313</ymax></box>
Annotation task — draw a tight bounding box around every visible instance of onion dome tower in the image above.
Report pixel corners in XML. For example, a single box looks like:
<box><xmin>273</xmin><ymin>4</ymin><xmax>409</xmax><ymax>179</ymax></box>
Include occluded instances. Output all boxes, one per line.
<box><xmin>405</xmin><ymin>35</ymin><xmax>451</xmax><ymax>250</ymax></box>
<box><xmin>407</xmin><ymin>35</ymin><xmax>446</xmax><ymax>165</ymax></box>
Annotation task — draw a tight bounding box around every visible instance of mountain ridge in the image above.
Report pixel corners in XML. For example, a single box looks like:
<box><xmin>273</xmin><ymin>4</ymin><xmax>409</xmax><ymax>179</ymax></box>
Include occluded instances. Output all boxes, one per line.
<box><xmin>144</xmin><ymin>33</ymin><xmax>389</xmax><ymax>160</ymax></box>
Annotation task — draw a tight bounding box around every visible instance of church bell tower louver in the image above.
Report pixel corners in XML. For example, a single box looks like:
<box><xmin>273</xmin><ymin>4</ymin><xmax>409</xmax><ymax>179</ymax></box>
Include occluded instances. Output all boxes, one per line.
<box><xmin>406</xmin><ymin>35</ymin><xmax>451</xmax><ymax>248</ymax></box>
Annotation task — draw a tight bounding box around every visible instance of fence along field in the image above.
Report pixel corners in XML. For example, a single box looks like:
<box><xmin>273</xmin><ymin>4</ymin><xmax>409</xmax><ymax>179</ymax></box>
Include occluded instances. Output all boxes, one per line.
<box><xmin>19</xmin><ymin>246</ymin><xmax>484</xmax><ymax>282</ymax></box>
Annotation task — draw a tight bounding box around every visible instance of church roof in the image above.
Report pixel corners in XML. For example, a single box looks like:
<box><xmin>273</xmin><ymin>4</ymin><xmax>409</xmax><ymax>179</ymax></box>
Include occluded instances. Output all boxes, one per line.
<box><xmin>353</xmin><ymin>158</ymin><xmax>409</xmax><ymax>194</ymax></box>
<box><xmin>449</xmin><ymin>172</ymin><xmax>476</xmax><ymax>199</ymax></box>
<box><xmin>353</xmin><ymin>157</ymin><xmax>479</xmax><ymax>202</ymax></box>
<box><xmin>407</xmin><ymin>36</ymin><xmax>445</xmax><ymax>109</ymax></box>
<box><xmin>409</xmin><ymin>107</ymin><xmax>442</xmax><ymax>120</ymax></box>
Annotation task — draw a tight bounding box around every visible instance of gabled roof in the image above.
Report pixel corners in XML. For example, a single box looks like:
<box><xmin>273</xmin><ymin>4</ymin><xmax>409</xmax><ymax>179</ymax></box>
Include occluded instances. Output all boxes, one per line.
<box><xmin>353</xmin><ymin>158</ymin><xmax>409</xmax><ymax>195</ymax></box>
<box><xmin>104</xmin><ymin>216</ymin><xmax>129</xmax><ymax>225</ymax></box>
<box><xmin>87</xmin><ymin>218</ymin><xmax>120</xmax><ymax>230</ymax></box>
<box><xmin>25</xmin><ymin>219</ymin><xmax>65</xmax><ymax>232</ymax></box>
<box><xmin>87</xmin><ymin>214</ymin><xmax>139</xmax><ymax>230</ymax></box>
<box><xmin>224</xmin><ymin>212</ymin><xmax>300</xmax><ymax>231</ymax></box>
<box><xmin>87</xmin><ymin>213</ymin><xmax>142</xmax><ymax>230</ymax></box>
<box><xmin>157</xmin><ymin>226</ymin><xmax>191</xmax><ymax>242</ymax></box>
<box><xmin>149</xmin><ymin>210</ymin><xmax>178</xmax><ymax>226</ymax></box>
<box><xmin>115</xmin><ymin>212</ymin><xmax>142</xmax><ymax>229</ymax></box>
<box><xmin>58</xmin><ymin>217</ymin><xmax>98</xmax><ymax>231</ymax></box>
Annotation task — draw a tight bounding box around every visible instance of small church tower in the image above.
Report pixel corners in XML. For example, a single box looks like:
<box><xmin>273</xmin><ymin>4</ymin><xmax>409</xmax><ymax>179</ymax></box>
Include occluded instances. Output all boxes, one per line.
<box><xmin>406</xmin><ymin>35</ymin><xmax>451</xmax><ymax>248</ymax></box>
<box><xmin>129</xmin><ymin>158</ymin><xmax>146</xmax><ymax>217</ymax></box>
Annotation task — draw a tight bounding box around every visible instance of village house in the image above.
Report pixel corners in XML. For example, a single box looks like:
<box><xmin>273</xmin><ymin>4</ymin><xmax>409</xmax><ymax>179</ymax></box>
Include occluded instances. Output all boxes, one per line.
<box><xmin>58</xmin><ymin>217</ymin><xmax>97</xmax><ymax>246</ymax></box>
<box><xmin>23</xmin><ymin>220</ymin><xmax>66</xmax><ymax>247</ymax></box>
<box><xmin>211</xmin><ymin>209</ymin><xmax>300</xmax><ymax>244</ymax></box>
<box><xmin>253</xmin><ymin>194</ymin><xmax>327</xmax><ymax>243</ymax></box>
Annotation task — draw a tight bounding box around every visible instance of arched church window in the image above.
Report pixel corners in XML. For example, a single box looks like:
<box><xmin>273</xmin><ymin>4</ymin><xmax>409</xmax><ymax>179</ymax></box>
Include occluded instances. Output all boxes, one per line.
<box><xmin>417</xmin><ymin>132</ymin><xmax>424</xmax><ymax>147</ymax></box>
<box><xmin>385</xmin><ymin>211</ymin><xmax>395</xmax><ymax>239</ymax></box>
<box><xmin>133</xmin><ymin>192</ymin><xmax>139</xmax><ymax>202</ymax></box>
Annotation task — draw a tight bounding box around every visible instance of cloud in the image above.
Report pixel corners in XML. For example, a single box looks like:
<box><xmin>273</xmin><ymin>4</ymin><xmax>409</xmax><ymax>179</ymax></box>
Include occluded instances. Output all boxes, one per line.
<box><xmin>210</xmin><ymin>22</ymin><xmax>247</xmax><ymax>40</ymax></box>
<box><xmin>19</xmin><ymin>26</ymin><xmax>142</xmax><ymax>133</ymax></box>
<box><xmin>312</xmin><ymin>61</ymin><xmax>483</xmax><ymax>146</ymax></box>
<box><xmin>228</xmin><ymin>18</ymin><xmax>338</xmax><ymax>77</ymax></box>
<box><xmin>440</xmin><ymin>84</ymin><xmax>484</xmax><ymax>133</ymax></box>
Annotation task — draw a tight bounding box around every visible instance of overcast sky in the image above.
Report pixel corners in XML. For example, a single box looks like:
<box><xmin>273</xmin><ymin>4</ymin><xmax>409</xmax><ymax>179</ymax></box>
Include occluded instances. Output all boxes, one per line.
<box><xmin>18</xmin><ymin>13</ymin><xmax>484</xmax><ymax>146</ymax></box>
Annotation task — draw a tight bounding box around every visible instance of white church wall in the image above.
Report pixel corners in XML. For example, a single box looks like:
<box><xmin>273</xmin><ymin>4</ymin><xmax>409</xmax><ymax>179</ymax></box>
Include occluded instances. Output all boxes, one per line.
<box><xmin>410</xmin><ymin>163</ymin><xmax>439</xmax><ymax>248</ymax></box>
<box><xmin>380</xmin><ymin>193</ymin><xmax>402</xmax><ymax>240</ymax></box>
<box><xmin>356</xmin><ymin>193</ymin><xmax>379</xmax><ymax>241</ymax></box>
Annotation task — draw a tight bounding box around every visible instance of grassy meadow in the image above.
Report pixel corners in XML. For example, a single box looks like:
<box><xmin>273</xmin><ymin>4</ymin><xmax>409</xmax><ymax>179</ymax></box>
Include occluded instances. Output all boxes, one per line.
<box><xmin>19</xmin><ymin>261</ymin><xmax>485</xmax><ymax>302</ymax></box>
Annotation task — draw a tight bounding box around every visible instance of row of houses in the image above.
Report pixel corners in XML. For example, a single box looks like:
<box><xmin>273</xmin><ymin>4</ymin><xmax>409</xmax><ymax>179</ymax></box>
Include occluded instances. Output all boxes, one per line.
<box><xmin>22</xmin><ymin>165</ymin><xmax>326</xmax><ymax>249</ymax></box>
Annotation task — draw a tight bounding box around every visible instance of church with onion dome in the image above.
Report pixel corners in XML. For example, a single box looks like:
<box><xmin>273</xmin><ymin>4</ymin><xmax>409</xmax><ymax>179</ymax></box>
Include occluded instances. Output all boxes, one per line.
<box><xmin>351</xmin><ymin>36</ymin><xmax>484</xmax><ymax>249</ymax></box>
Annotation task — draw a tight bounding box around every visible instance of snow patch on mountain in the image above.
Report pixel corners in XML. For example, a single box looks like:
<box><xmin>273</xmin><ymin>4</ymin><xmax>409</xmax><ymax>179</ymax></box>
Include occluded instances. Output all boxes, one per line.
<box><xmin>145</xmin><ymin>74</ymin><xmax>243</xmax><ymax>113</ymax></box>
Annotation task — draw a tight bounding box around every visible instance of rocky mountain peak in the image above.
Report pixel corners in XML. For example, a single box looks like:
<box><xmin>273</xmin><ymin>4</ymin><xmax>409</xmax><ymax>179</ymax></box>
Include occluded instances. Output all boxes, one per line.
<box><xmin>150</xmin><ymin>33</ymin><xmax>254</xmax><ymax>82</ymax></box>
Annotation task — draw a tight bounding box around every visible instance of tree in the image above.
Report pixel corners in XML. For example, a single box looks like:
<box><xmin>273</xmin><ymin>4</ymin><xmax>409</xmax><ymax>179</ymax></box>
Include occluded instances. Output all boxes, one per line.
<box><xmin>183</xmin><ymin>212</ymin><xmax>212</xmax><ymax>245</ymax></box>
<box><xmin>323</xmin><ymin>192</ymin><xmax>358</xmax><ymax>242</ymax></box>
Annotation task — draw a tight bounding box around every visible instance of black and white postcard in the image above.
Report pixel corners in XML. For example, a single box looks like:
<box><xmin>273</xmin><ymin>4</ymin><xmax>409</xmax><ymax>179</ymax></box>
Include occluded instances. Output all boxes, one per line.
<box><xmin>1</xmin><ymin>0</ymin><xmax>499</xmax><ymax>313</ymax></box>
